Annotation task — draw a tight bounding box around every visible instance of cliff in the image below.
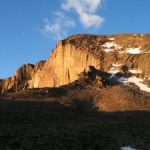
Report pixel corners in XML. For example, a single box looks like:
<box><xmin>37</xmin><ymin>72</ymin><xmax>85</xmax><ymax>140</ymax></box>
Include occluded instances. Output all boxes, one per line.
<box><xmin>0</xmin><ymin>61</ymin><xmax>45</xmax><ymax>92</ymax></box>
<box><xmin>1</xmin><ymin>34</ymin><xmax>150</xmax><ymax>92</ymax></box>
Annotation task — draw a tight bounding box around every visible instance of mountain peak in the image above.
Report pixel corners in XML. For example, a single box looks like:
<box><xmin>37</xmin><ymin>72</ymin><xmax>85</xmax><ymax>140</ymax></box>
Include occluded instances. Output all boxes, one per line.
<box><xmin>1</xmin><ymin>33</ymin><xmax>150</xmax><ymax>92</ymax></box>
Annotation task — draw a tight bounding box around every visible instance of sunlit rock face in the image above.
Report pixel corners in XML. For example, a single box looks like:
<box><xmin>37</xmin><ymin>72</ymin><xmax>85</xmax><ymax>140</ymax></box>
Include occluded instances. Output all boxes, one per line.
<box><xmin>1</xmin><ymin>33</ymin><xmax>150</xmax><ymax>91</ymax></box>
<box><xmin>0</xmin><ymin>61</ymin><xmax>46</xmax><ymax>92</ymax></box>
<box><xmin>31</xmin><ymin>41</ymin><xmax>100</xmax><ymax>88</ymax></box>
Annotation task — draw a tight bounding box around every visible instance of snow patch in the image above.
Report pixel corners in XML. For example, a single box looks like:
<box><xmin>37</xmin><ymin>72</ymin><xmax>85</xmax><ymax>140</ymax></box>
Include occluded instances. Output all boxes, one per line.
<box><xmin>112</xmin><ymin>63</ymin><xmax>122</xmax><ymax>67</ymax></box>
<box><xmin>108</xmin><ymin>63</ymin><xmax>122</xmax><ymax>78</ymax></box>
<box><xmin>102</xmin><ymin>41</ymin><xmax>122</xmax><ymax>53</ymax></box>
<box><xmin>107</xmin><ymin>63</ymin><xmax>150</xmax><ymax>93</ymax></box>
<box><xmin>129</xmin><ymin>69</ymin><xmax>142</xmax><ymax>74</ymax></box>
<box><xmin>108</xmin><ymin>69</ymin><xmax>119</xmax><ymax>74</ymax></box>
<box><xmin>118</xmin><ymin>77</ymin><xmax>128</xmax><ymax>85</ymax></box>
<box><xmin>108</xmin><ymin>68</ymin><xmax>119</xmax><ymax>78</ymax></box>
<box><xmin>117</xmin><ymin>76</ymin><xmax>150</xmax><ymax>92</ymax></box>
<box><xmin>121</xmin><ymin>146</ymin><xmax>136</xmax><ymax>150</ymax></box>
<box><xmin>109</xmin><ymin>38</ymin><xmax>115</xmax><ymax>41</ymax></box>
<box><xmin>102</xmin><ymin>42</ymin><xmax>116</xmax><ymax>49</ymax></box>
<box><xmin>126</xmin><ymin>48</ymin><xmax>141</xmax><ymax>54</ymax></box>
<box><xmin>103</xmin><ymin>49</ymin><xmax>114</xmax><ymax>53</ymax></box>
<box><xmin>128</xmin><ymin>76</ymin><xmax>150</xmax><ymax>92</ymax></box>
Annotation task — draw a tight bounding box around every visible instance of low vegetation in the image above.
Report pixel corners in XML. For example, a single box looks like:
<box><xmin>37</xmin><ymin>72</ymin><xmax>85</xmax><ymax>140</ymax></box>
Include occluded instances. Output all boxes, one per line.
<box><xmin>0</xmin><ymin>99</ymin><xmax>149</xmax><ymax>150</ymax></box>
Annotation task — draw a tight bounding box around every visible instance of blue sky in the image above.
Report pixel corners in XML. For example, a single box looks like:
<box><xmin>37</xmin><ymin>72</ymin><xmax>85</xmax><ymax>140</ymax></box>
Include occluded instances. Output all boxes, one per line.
<box><xmin>0</xmin><ymin>0</ymin><xmax>150</xmax><ymax>79</ymax></box>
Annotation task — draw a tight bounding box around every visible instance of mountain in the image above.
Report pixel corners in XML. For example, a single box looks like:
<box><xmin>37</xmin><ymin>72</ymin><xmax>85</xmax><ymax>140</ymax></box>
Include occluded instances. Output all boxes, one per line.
<box><xmin>1</xmin><ymin>33</ymin><xmax>150</xmax><ymax>92</ymax></box>
<box><xmin>1</xmin><ymin>33</ymin><xmax>150</xmax><ymax>150</ymax></box>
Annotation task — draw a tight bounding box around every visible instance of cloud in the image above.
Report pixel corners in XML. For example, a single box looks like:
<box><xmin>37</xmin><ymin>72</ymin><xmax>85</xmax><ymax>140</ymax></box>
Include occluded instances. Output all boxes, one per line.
<box><xmin>61</xmin><ymin>0</ymin><xmax>104</xmax><ymax>28</ymax></box>
<box><xmin>42</xmin><ymin>11</ymin><xmax>75</xmax><ymax>40</ymax></box>
<box><xmin>42</xmin><ymin>0</ymin><xmax>105</xmax><ymax>40</ymax></box>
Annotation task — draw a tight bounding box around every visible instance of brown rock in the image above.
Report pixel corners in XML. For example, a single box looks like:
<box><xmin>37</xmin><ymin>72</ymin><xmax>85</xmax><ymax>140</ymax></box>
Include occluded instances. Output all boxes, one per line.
<box><xmin>1</xmin><ymin>34</ymin><xmax>150</xmax><ymax>92</ymax></box>
<box><xmin>0</xmin><ymin>61</ymin><xmax>45</xmax><ymax>92</ymax></box>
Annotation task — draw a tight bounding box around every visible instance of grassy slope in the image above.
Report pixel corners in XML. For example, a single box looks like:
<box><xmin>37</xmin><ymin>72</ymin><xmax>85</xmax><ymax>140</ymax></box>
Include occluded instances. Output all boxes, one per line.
<box><xmin>0</xmin><ymin>99</ymin><xmax>149</xmax><ymax>150</ymax></box>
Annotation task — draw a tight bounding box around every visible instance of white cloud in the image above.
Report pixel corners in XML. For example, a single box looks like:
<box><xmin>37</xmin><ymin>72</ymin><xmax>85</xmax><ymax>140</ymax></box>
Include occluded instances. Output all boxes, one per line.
<box><xmin>61</xmin><ymin>0</ymin><xmax>104</xmax><ymax>28</ymax></box>
<box><xmin>42</xmin><ymin>0</ymin><xmax>105</xmax><ymax>40</ymax></box>
<box><xmin>42</xmin><ymin>11</ymin><xmax>75</xmax><ymax>40</ymax></box>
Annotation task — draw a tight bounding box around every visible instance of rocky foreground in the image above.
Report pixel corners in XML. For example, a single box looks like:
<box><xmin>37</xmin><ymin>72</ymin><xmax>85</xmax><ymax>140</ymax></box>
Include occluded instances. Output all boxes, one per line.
<box><xmin>0</xmin><ymin>98</ymin><xmax>149</xmax><ymax>150</ymax></box>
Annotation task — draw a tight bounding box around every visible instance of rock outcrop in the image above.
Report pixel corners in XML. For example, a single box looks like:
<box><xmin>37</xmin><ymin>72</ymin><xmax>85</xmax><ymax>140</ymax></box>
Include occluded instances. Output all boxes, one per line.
<box><xmin>31</xmin><ymin>40</ymin><xmax>100</xmax><ymax>88</ymax></box>
<box><xmin>0</xmin><ymin>61</ymin><xmax>45</xmax><ymax>92</ymax></box>
<box><xmin>1</xmin><ymin>34</ymin><xmax>150</xmax><ymax>92</ymax></box>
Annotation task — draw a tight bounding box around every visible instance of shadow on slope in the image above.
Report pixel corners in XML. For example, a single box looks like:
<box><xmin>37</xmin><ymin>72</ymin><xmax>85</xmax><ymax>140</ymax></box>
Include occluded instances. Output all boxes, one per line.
<box><xmin>0</xmin><ymin>99</ymin><xmax>149</xmax><ymax>150</ymax></box>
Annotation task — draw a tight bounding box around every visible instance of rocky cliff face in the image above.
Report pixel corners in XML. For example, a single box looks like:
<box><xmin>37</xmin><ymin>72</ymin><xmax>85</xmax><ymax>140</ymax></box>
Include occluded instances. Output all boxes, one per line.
<box><xmin>1</xmin><ymin>34</ymin><xmax>150</xmax><ymax>92</ymax></box>
<box><xmin>31</xmin><ymin>40</ymin><xmax>100</xmax><ymax>88</ymax></box>
<box><xmin>0</xmin><ymin>61</ymin><xmax>45</xmax><ymax>92</ymax></box>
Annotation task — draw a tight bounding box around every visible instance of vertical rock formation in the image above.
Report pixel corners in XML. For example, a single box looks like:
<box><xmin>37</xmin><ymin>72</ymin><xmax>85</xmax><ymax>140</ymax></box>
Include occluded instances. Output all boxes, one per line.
<box><xmin>32</xmin><ymin>41</ymin><xmax>100</xmax><ymax>88</ymax></box>
<box><xmin>1</xmin><ymin>34</ymin><xmax>150</xmax><ymax>92</ymax></box>
<box><xmin>0</xmin><ymin>61</ymin><xmax>45</xmax><ymax>92</ymax></box>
